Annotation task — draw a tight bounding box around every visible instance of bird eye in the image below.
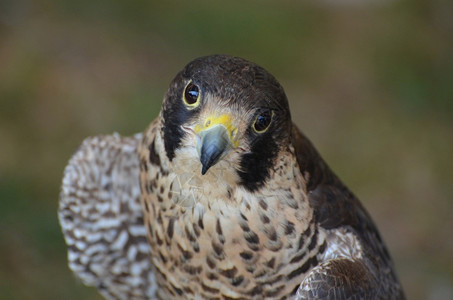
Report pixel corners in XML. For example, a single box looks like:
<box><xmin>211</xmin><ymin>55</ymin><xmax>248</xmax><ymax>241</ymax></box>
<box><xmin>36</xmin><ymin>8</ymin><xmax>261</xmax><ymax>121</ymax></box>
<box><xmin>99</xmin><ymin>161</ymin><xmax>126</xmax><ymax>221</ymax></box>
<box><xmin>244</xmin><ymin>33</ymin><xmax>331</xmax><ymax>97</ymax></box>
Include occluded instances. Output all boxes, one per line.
<box><xmin>183</xmin><ymin>81</ymin><xmax>200</xmax><ymax>108</ymax></box>
<box><xmin>253</xmin><ymin>110</ymin><xmax>273</xmax><ymax>133</ymax></box>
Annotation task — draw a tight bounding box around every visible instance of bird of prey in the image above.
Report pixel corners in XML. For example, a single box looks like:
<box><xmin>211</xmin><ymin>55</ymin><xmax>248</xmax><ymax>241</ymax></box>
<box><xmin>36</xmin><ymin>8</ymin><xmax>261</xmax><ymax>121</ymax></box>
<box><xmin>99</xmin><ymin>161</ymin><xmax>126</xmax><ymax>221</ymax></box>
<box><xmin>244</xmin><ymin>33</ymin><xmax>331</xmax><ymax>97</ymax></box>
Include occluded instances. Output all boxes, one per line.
<box><xmin>59</xmin><ymin>55</ymin><xmax>405</xmax><ymax>299</ymax></box>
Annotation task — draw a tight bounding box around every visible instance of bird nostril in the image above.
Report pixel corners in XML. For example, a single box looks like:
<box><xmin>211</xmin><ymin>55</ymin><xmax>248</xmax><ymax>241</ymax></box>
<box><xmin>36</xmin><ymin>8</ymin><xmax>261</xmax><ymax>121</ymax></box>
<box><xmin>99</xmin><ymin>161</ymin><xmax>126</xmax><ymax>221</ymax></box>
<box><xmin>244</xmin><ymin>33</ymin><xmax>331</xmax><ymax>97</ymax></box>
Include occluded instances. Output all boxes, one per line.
<box><xmin>205</xmin><ymin>120</ymin><xmax>211</xmax><ymax>127</ymax></box>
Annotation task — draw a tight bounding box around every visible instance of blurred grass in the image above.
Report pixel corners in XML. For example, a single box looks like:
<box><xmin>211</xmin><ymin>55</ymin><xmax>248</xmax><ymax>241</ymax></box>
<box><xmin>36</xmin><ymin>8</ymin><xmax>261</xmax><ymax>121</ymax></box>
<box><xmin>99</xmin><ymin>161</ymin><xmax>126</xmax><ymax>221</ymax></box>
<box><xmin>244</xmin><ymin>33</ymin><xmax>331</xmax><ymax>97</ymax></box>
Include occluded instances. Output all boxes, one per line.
<box><xmin>1</xmin><ymin>0</ymin><xmax>452</xmax><ymax>299</ymax></box>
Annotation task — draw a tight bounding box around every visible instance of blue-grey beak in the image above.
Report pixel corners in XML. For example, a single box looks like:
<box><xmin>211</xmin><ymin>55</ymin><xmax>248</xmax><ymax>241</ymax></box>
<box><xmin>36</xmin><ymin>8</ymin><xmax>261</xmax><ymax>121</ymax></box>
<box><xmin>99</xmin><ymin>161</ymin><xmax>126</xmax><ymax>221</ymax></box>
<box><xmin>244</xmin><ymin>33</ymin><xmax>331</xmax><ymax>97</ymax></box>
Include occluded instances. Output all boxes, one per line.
<box><xmin>197</xmin><ymin>125</ymin><xmax>232</xmax><ymax>175</ymax></box>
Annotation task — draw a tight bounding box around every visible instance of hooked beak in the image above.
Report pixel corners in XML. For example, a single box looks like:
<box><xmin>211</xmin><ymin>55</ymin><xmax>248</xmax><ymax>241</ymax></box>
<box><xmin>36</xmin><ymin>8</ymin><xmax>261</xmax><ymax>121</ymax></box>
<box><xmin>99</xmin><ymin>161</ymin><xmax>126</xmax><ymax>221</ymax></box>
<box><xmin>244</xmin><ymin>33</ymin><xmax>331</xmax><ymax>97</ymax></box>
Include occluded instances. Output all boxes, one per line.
<box><xmin>198</xmin><ymin>125</ymin><xmax>231</xmax><ymax>175</ymax></box>
<box><xmin>194</xmin><ymin>114</ymin><xmax>239</xmax><ymax>175</ymax></box>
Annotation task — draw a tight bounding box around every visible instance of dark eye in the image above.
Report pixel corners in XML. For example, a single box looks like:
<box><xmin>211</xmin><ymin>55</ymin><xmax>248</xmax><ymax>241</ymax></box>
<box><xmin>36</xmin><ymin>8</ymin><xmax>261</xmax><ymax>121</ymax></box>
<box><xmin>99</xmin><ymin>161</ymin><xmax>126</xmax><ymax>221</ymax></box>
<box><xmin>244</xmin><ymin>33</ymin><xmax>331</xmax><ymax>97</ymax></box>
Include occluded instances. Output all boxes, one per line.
<box><xmin>183</xmin><ymin>82</ymin><xmax>200</xmax><ymax>107</ymax></box>
<box><xmin>253</xmin><ymin>110</ymin><xmax>273</xmax><ymax>133</ymax></box>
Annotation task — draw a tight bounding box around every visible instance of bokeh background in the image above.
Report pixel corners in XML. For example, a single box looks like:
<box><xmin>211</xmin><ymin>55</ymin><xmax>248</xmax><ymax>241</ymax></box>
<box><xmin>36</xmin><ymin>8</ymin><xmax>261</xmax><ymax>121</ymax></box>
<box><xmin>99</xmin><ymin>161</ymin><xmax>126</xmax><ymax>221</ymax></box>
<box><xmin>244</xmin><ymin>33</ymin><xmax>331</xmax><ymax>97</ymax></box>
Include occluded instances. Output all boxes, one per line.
<box><xmin>1</xmin><ymin>0</ymin><xmax>452</xmax><ymax>299</ymax></box>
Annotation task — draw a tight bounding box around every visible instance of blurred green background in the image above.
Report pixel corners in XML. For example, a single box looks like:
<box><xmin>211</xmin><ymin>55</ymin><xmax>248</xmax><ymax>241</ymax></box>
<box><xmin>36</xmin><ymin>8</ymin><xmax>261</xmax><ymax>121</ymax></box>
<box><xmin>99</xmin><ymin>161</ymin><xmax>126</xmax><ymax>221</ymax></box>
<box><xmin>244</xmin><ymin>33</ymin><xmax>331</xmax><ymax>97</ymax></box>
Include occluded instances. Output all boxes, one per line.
<box><xmin>1</xmin><ymin>0</ymin><xmax>452</xmax><ymax>299</ymax></box>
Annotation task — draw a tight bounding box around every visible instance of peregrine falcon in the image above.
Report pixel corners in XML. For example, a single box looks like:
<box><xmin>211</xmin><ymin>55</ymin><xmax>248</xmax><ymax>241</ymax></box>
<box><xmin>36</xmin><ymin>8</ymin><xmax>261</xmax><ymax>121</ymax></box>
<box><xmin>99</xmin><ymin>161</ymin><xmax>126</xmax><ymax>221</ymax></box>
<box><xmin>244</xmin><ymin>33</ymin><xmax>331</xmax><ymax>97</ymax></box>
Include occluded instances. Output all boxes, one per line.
<box><xmin>58</xmin><ymin>55</ymin><xmax>405</xmax><ymax>299</ymax></box>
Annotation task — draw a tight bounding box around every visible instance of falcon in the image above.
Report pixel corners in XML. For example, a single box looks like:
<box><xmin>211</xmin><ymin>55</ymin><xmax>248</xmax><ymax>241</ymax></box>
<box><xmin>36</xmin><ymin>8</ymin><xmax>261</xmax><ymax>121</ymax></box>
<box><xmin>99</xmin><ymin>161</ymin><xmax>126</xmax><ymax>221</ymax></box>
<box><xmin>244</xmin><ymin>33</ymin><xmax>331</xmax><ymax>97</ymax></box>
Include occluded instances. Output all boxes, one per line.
<box><xmin>59</xmin><ymin>55</ymin><xmax>405</xmax><ymax>299</ymax></box>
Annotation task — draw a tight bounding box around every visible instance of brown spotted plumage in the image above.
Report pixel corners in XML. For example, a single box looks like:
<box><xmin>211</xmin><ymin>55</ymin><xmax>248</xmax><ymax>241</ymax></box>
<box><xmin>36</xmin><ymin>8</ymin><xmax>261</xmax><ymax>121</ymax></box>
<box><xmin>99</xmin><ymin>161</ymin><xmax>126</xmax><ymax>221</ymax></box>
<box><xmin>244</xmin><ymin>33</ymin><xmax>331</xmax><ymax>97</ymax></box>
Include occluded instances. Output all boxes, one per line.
<box><xmin>59</xmin><ymin>55</ymin><xmax>404</xmax><ymax>299</ymax></box>
<box><xmin>58</xmin><ymin>134</ymin><xmax>157</xmax><ymax>299</ymax></box>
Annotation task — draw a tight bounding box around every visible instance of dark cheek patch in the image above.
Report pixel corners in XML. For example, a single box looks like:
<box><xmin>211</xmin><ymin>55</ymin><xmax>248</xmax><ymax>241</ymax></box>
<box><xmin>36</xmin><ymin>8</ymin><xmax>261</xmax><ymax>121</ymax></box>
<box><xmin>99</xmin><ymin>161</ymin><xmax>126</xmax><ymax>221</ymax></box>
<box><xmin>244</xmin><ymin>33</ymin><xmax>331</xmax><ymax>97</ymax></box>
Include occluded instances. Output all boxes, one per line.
<box><xmin>237</xmin><ymin>132</ymin><xmax>279</xmax><ymax>192</ymax></box>
<box><xmin>162</xmin><ymin>91</ymin><xmax>197</xmax><ymax>161</ymax></box>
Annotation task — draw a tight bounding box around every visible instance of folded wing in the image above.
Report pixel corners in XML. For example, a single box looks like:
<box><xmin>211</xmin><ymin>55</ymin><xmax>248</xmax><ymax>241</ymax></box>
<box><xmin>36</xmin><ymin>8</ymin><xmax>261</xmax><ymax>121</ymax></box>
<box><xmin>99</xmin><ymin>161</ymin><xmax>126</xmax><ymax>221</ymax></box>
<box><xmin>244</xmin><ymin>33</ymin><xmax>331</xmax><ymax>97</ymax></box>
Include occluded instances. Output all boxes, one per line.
<box><xmin>58</xmin><ymin>133</ymin><xmax>156</xmax><ymax>300</ymax></box>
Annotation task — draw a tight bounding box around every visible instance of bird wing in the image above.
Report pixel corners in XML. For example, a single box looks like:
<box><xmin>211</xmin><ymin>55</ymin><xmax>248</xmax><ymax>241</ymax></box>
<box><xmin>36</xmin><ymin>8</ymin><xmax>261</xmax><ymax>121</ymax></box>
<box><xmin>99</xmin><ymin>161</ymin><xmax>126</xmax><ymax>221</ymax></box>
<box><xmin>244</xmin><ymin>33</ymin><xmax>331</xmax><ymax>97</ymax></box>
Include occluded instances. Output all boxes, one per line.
<box><xmin>58</xmin><ymin>133</ymin><xmax>157</xmax><ymax>300</ymax></box>
<box><xmin>295</xmin><ymin>258</ymin><xmax>379</xmax><ymax>299</ymax></box>
<box><xmin>290</xmin><ymin>123</ymin><xmax>371</xmax><ymax>231</ymax></box>
<box><xmin>291</xmin><ymin>124</ymin><xmax>405</xmax><ymax>299</ymax></box>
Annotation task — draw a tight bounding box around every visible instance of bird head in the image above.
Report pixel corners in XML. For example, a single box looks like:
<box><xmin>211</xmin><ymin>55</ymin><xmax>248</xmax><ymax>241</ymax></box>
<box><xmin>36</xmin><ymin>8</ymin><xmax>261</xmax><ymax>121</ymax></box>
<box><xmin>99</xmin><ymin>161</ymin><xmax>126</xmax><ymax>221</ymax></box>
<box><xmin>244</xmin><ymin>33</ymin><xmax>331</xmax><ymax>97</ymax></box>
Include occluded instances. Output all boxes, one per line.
<box><xmin>161</xmin><ymin>55</ymin><xmax>292</xmax><ymax>192</ymax></box>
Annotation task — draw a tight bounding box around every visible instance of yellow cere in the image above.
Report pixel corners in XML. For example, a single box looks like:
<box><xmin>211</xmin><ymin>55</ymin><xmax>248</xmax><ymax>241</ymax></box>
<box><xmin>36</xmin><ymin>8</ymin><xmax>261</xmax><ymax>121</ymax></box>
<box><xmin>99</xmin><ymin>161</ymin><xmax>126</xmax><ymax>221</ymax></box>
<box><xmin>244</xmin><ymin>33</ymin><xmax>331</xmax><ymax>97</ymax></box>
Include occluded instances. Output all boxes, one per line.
<box><xmin>194</xmin><ymin>114</ymin><xmax>240</xmax><ymax>148</ymax></box>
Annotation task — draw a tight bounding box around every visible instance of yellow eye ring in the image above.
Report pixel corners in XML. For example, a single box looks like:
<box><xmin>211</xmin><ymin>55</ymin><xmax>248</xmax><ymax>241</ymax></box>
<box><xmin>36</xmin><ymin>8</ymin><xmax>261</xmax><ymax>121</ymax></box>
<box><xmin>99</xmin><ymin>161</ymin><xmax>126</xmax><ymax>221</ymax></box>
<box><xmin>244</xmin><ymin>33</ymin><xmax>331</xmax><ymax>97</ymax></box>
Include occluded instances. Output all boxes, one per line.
<box><xmin>252</xmin><ymin>110</ymin><xmax>273</xmax><ymax>133</ymax></box>
<box><xmin>183</xmin><ymin>80</ymin><xmax>201</xmax><ymax>108</ymax></box>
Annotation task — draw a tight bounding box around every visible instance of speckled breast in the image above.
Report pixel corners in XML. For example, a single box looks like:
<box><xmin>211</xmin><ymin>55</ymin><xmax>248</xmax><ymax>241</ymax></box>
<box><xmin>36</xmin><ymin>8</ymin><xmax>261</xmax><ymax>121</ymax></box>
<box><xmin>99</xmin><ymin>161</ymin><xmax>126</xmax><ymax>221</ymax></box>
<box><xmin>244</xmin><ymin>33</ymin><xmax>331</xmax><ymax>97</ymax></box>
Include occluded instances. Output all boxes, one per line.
<box><xmin>140</xmin><ymin>137</ymin><xmax>326</xmax><ymax>299</ymax></box>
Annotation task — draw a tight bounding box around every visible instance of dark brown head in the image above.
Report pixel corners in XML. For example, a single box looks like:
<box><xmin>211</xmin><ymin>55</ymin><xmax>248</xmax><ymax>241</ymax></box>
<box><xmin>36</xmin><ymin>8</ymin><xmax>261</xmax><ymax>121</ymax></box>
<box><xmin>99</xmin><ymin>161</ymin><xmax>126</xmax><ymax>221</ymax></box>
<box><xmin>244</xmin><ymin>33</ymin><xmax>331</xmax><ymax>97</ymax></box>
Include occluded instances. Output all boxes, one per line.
<box><xmin>161</xmin><ymin>55</ymin><xmax>292</xmax><ymax>191</ymax></box>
